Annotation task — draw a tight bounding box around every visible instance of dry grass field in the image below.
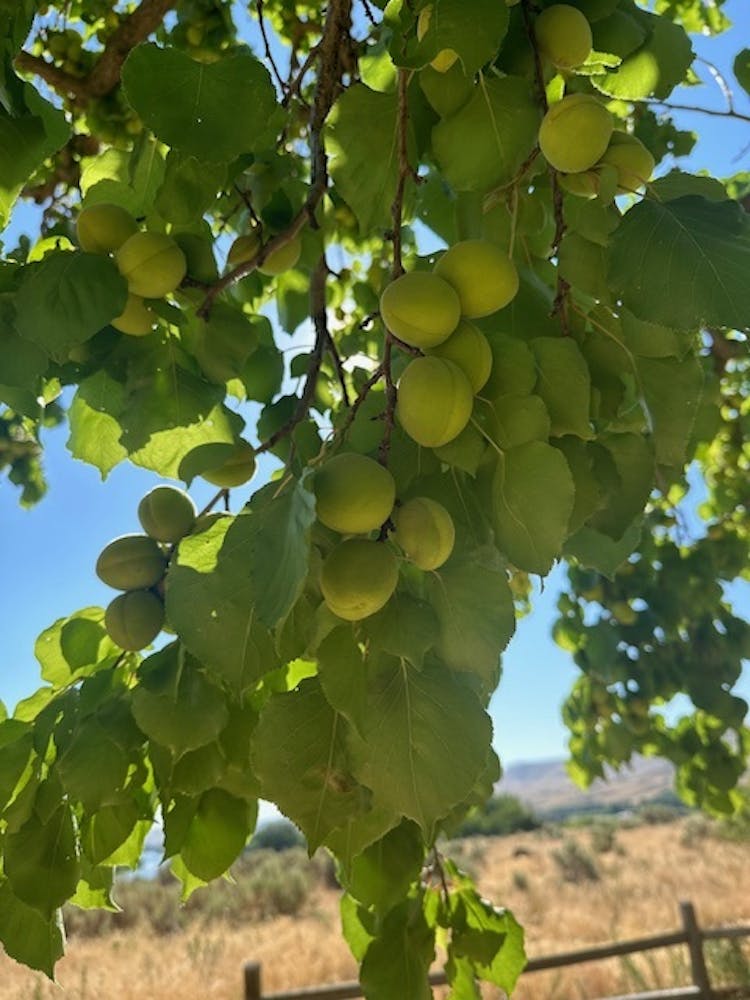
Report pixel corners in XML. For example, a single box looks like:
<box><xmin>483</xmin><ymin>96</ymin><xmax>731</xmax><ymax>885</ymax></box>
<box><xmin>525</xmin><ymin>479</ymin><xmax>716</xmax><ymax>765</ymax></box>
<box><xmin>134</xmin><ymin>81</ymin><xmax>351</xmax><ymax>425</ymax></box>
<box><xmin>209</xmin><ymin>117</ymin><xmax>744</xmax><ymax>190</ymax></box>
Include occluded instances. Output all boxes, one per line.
<box><xmin>2</xmin><ymin>818</ymin><xmax>749</xmax><ymax>1000</ymax></box>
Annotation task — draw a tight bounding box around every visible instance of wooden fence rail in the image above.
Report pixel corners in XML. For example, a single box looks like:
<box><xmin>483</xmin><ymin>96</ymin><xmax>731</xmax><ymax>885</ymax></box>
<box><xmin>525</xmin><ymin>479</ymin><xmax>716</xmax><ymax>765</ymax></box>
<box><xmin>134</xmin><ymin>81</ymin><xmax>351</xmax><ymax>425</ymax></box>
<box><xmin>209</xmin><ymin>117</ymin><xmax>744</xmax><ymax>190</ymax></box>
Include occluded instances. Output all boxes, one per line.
<box><xmin>243</xmin><ymin>901</ymin><xmax>750</xmax><ymax>1000</ymax></box>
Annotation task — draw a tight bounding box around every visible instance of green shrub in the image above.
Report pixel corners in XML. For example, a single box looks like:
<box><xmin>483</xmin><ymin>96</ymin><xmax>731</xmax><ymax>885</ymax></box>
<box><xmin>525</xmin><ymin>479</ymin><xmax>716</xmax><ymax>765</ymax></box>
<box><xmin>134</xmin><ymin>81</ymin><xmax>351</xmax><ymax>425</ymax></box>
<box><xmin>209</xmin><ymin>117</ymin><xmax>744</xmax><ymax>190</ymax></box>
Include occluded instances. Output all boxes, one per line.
<box><xmin>454</xmin><ymin>794</ymin><xmax>540</xmax><ymax>838</ymax></box>
<box><xmin>552</xmin><ymin>839</ymin><xmax>599</xmax><ymax>883</ymax></box>
<box><xmin>248</xmin><ymin>818</ymin><xmax>306</xmax><ymax>852</ymax></box>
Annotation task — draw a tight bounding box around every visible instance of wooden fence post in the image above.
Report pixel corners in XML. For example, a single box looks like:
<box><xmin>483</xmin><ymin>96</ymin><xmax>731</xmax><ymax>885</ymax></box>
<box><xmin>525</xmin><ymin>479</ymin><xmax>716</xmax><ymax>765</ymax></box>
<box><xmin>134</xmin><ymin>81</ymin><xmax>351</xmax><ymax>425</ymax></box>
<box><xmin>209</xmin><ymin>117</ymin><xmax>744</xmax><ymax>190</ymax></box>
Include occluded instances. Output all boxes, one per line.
<box><xmin>244</xmin><ymin>961</ymin><xmax>262</xmax><ymax>1000</ymax></box>
<box><xmin>680</xmin><ymin>900</ymin><xmax>713</xmax><ymax>999</ymax></box>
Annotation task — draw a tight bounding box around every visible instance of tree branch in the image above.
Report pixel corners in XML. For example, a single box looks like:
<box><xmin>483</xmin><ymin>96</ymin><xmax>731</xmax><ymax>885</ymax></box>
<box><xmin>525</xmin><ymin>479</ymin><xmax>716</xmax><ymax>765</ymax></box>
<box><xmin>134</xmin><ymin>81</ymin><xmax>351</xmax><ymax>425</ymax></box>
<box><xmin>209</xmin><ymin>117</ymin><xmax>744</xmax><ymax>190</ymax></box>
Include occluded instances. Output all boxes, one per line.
<box><xmin>13</xmin><ymin>51</ymin><xmax>89</xmax><ymax>99</ymax></box>
<box><xmin>647</xmin><ymin>99</ymin><xmax>750</xmax><ymax>126</ymax></box>
<box><xmin>256</xmin><ymin>0</ymin><xmax>288</xmax><ymax>97</ymax></box>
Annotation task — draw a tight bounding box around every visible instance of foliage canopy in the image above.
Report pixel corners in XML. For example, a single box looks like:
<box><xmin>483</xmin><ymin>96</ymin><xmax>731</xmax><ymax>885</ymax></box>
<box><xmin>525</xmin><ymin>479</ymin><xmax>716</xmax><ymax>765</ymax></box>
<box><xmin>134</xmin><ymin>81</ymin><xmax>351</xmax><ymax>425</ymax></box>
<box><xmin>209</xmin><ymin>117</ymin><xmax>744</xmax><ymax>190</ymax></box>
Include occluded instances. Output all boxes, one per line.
<box><xmin>1</xmin><ymin>0</ymin><xmax>749</xmax><ymax>991</ymax></box>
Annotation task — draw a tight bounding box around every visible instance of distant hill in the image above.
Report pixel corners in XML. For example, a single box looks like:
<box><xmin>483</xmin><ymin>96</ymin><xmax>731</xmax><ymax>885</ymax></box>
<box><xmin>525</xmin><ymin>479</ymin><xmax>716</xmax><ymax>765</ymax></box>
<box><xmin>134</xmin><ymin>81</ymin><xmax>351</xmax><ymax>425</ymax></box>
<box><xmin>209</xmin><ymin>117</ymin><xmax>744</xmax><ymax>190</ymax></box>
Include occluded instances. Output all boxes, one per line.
<box><xmin>498</xmin><ymin>755</ymin><xmax>679</xmax><ymax>819</ymax></box>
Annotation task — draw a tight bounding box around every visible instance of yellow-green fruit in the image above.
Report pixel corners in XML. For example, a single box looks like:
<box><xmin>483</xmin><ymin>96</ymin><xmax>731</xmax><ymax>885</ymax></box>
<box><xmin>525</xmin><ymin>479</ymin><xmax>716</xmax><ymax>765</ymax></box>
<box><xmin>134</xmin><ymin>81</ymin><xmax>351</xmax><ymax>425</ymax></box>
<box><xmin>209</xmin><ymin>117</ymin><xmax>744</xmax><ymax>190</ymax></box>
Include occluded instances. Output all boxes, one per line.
<box><xmin>76</xmin><ymin>203</ymin><xmax>138</xmax><ymax>254</ymax></box>
<box><xmin>314</xmin><ymin>453</ymin><xmax>396</xmax><ymax>535</ymax></box>
<box><xmin>538</xmin><ymin>94</ymin><xmax>614</xmax><ymax>173</ymax></box>
<box><xmin>105</xmin><ymin>590</ymin><xmax>165</xmax><ymax>650</ymax></box>
<box><xmin>320</xmin><ymin>539</ymin><xmax>399</xmax><ymax>621</ymax></box>
<box><xmin>434</xmin><ymin>240</ymin><xmax>519</xmax><ymax>319</ymax></box>
<box><xmin>227</xmin><ymin>231</ymin><xmax>262</xmax><ymax>268</ymax></box>
<box><xmin>417</xmin><ymin>5</ymin><xmax>458</xmax><ymax>72</ymax></box>
<box><xmin>379</xmin><ymin>272</ymin><xmax>461</xmax><ymax>349</ymax></box>
<box><xmin>393</xmin><ymin>497</ymin><xmax>455</xmax><ymax>571</ymax></box>
<box><xmin>397</xmin><ymin>357</ymin><xmax>473</xmax><ymax>447</ymax></box>
<box><xmin>534</xmin><ymin>4</ymin><xmax>593</xmax><ymax>70</ymax></box>
<box><xmin>559</xmin><ymin>170</ymin><xmax>600</xmax><ymax>199</ymax></box>
<box><xmin>111</xmin><ymin>295</ymin><xmax>155</xmax><ymax>336</ymax></box>
<box><xmin>96</xmin><ymin>534</ymin><xmax>168</xmax><ymax>591</ymax></box>
<box><xmin>200</xmin><ymin>440</ymin><xmax>257</xmax><ymax>488</ymax></box>
<box><xmin>258</xmin><ymin>235</ymin><xmax>302</xmax><ymax>276</ymax></box>
<box><xmin>138</xmin><ymin>486</ymin><xmax>197</xmax><ymax>544</ymax></box>
<box><xmin>427</xmin><ymin>320</ymin><xmax>492</xmax><ymax>392</ymax></box>
<box><xmin>599</xmin><ymin>131</ymin><xmax>655</xmax><ymax>194</ymax></box>
<box><xmin>115</xmin><ymin>232</ymin><xmax>187</xmax><ymax>298</ymax></box>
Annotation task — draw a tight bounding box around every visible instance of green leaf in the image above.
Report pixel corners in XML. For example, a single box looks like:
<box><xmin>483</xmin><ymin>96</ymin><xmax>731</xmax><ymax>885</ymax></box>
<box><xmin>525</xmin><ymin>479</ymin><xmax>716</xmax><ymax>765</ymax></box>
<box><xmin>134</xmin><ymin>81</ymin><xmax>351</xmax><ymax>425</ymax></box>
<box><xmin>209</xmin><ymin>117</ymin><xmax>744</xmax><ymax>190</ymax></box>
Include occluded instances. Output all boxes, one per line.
<box><xmin>489</xmin><ymin>395</ymin><xmax>550</xmax><ymax>449</ymax></box>
<box><xmin>349</xmin><ymin>659</ymin><xmax>491</xmax><ymax>838</ymax></box>
<box><xmin>432</xmin><ymin>76</ymin><xmax>539</xmax><ymax>194</ymax></box>
<box><xmin>177</xmin><ymin>788</ymin><xmax>255</xmax><ymax>882</ymax></box>
<box><xmin>564</xmin><ymin>520</ymin><xmax>642</xmax><ymax>578</ymax></box>
<box><xmin>328</xmin><ymin>84</ymin><xmax>416</xmax><ymax>234</ymax></box>
<box><xmin>131</xmin><ymin>643</ymin><xmax>229</xmax><ymax>754</ymax></box>
<box><xmin>360</xmin><ymin>897</ymin><xmax>434</xmax><ymax>1000</ymax></box>
<box><xmin>155</xmin><ymin>151</ymin><xmax>227</xmax><ymax>225</ymax></box>
<box><xmin>344</xmin><ymin>820</ymin><xmax>424</xmax><ymax>914</ymax></box>
<box><xmin>0</xmin><ymin>881</ymin><xmax>64</xmax><ymax>978</ymax></box>
<box><xmin>558</xmin><ymin>233</ymin><xmax>610</xmax><ymax>301</ymax></box>
<box><xmin>636</xmin><ymin>354</ymin><xmax>704</xmax><ymax>467</ymax></box>
<box><xmin>0</xmin><ymin>300</ymin><xmax>48</xmax><ymax>391</ymax></box>
<box><xmin>734</xmin><ymin>48</ymin><xmax>750</xmax><ymax>97</ymax></box>
<box><xmin>55</xmin><ymin>718</ymin><xmax>131</xmax><ymax>811</ymax></box>
<box><xmin>34</xmin><ymin>607</ymin><xmax>118</xmax><ymax>688</ymax></box>
<box><xmin>14</xmin><ymin>253</ymin><xmax>128</xmax><ymax>361</ymax></box>
<box><xmin>591</xmin><ymin>11</ymin><xmax>693</xmax><ymax>99</ymax></box>
<box><xmin>552</xmin><ymin>437</ymin><xmax>603</xmax><ymax>534</ymax></box>
<box><xmin>588</xmin><ymin>434</ymin><xmax>654</xmax><ymax>540</ymax></box>
<box><xmin>324</xmin><ymin>804</ymin><xmax>399</xmax><ymax>870</ymax></box>
<box><xmin>67</xmin><ymin>371</ymin><xmax>128</xmax><ymax>477</ymax></box>
<box><xmin>391</xmin><ymin>0</ymin><xmax>509</xmax><ymax>76</ymax></box>
<box><xmin>428</xmin><ymin>557</ymin><xmax>515</xmax><ymax>690</ymax></box>
<box><xmin>363</xmin><ymin>594</ymin><xmax>439</xmax><ymax>668</ymax></box>
<box><xmin>82</xmin><ymin>799</ymin><xmax>149</xmax><ymax>867</ymax></box>
<box><xmin>5</xmin><ymin>800</ymin><xmax>80</xmax><ymax>915</ymax></box>
<box><xmin>609</xmin><ymin>196</ymin><xmax>750</xmax><ymax>332</ymax></box>
<box><xmin>122</xmin><ymin>45</ymin><xmax>280</xmax><ymax>162</ymax></box>
<box><xmin>492</xmin><ymin>442</ymin><xmax>575</xmax><ymax>575</ymax></box>
<box><xmin>531</xmin><ymin>338</ymin><xmax>593</xmax><ymax>439</ymax></box>
<box><xmin>252</xmin><ymin>678</ymin><xmax>367</xmax><ymax>851</ymax></box>
<box><xmin>0</xmin><ymin>719</ymin><xmax>34</xmax><ymax>808</ymax></box>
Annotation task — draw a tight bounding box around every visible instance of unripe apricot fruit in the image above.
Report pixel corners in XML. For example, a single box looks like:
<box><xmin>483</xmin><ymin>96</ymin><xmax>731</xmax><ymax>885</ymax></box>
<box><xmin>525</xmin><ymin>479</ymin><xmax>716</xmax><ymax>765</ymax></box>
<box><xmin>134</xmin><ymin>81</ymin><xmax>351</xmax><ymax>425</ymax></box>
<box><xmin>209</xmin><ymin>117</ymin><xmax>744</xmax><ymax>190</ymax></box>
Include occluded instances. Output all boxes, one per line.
<box><xmin>96</xmin><ymin>534</ymin><xmax>167</xmax><ymax>591</ymax></box>
<box><xmin>417</xmin><ymin>5</ymin><xmax>458</xmax><ymax>73</ymax></box>
<box><xmin>76</xmin><ymin>203</ymin><xmax>138</xmax><ymax>254</ymax></box>
<box><xmin>397</xmin><ymin>357</ymin><xmax>473</xmax><ymax>448</ymax></box>
<box><xmin>434</xmin><ymin>241</ymin><xmax>519</xmax><ymax>319</ymax></box>
<box><xmin>227</xmin><ymin>231</ymin><xmax>262</xmax><ymax>268</ymax></box>
<box><xmin>138</xmin><ymin>486</ymin><xmax>197</xmax><ymax>544</ymax></box>
<box><xmin>539</xmin><ymin>94</ymin><xmax>614</xmax><ymax>174</ymax></box>
<box><xmin>320</xmin><ymin>539</ymin><xmax>399</xmax><ymax>621</ymax></box>
<box><xmin>599</xmin><ymin>131</ymin><xmax>655</xmax><ymax>194</ymax></box>
<box><xmin>534</xmin><ymin>5</ymin><xmax>593</xmax><ymax>70</ymax></box>
<box><xmin>427</xmin><ymin>319</ymin><xmax>492</xmax><ymax>392</ymax></box>
<box><xmin>111</xmin><ymin>295</ymin><xmax>155</xmax><ymax>336</ymax></box>
<box><xmin>258</xmin><ymin>234</ymin><xmax>302</xmax><ymax>276</ymax></box>
<box><xmin>200</xmin><ymin>440</ymin><xmax>256</xmax><ymax>488</ymax></box>
<box><xmin>105</xmin><ymin>590</ymin><xmax>165</xmax><ymax>650</ymax></box>
<box><xmin>379</xmin><ymin>272</ymin><xmax>461</xmax><ymax>349</ymax></box>
<box><xmin>393</xmin><ymin>497</ymin><xmax>455</xmax><ymax>571</ymax></box>
<box><xmin>116</xmin><ymin>232</ymin><xmax>187</xmax><ymax>298</ymax></box>
<box><xmin>314</xmin><ymin>453</ymin><xmax>396</xmax><ymax>535</ymax></box>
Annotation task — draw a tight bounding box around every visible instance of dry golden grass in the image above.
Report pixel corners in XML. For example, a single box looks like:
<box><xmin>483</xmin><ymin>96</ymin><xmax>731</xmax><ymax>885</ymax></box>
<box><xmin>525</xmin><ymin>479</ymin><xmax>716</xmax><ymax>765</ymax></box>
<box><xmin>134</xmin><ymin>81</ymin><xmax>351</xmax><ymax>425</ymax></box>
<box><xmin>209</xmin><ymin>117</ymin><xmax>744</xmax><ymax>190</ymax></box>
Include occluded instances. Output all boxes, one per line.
<box><xmin>2</xmin><ymin>819</ymin><xmax>748</xmax><ymax>1000</ymax></box>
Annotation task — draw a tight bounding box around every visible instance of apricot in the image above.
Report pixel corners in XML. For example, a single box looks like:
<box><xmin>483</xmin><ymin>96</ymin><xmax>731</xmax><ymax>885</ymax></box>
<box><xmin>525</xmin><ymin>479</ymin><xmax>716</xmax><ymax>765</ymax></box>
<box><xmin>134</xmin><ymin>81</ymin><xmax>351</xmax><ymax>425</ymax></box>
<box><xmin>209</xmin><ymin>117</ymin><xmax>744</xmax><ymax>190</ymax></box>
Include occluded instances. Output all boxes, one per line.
<box><xmin>76</xmin><ymin>203</ymin><xmax>138</xmax><ymax>255</ymax></box>
<box><xmin>434</xmin><ymin>240</ymin><xmax>519</xmax><ymax>318</ymax></box>
<box><xmin>111</xmin><ymin>295</ymin><xmax>155</xmax><ymax>336</ymax></box>
<box><xmin>104</xmin><ymin>590</ymin><xmax>165</xmax><ymax>650</ymax></box>
<box><xmin>417</xmin><ymin>5</ymin><xmax>458</xmax><ymax>72</ymax></box>
<box><xmin>393</xmin><ymin>497</ymin><xmax>455</xmax><ymax>571</ymax></box>
<box><xmin>535</xmin><ymin>5</ymin><xmax>593</xmax><ymax>70</ymax></box>
<box><xmin>599</xmin><ymin>131</ymin><xmax>654</xmax><ymax>194</ymax></box>
<box><xmin>427</xmin><ymin>320</ymin><xmax>492</xmax><ymax>392</ymax></box>
<box><xmin>320</xmin><ymin>539</ymin><xmax>399</xmax><ymax>621</ymax></box>
<box><xmin>138</xmin><ymin>486</ymin><xmax>197</xmax><ymax>544</ymax></box>
<box><xmin>379</xmin><ymin>272</ymin><xmax>460</xmax><ymax>349</ymax></box>
<box><xmin>538</xmin><ymin>94</ymin><xmax>614</xmax><ymax>174</ymax></box>
<box><xmin>96</xmin><ymin>534</ymin><xmax>167</xmax><ymax>591</ymax></box>
<box><xmin>559</xmin><ymin>170</ymin><xmax>600</xmax><ymax>199</ymax></box>
<box><xmin>199</xmin><ymin>439</ymin><xmax>256</xmax><ymax>488</ymax></box>
<box><xmin>258</xmin><ymin>234</ymin><xmax>302</xmax><ymax>276</ymax></box>
<box><xmin>314</xmin><ymin>453</ymin><xmax>396</xmax><ymax>535</ymax></box>
<box><xmin>397</xmin><ymin>357</ymin><xmax>473</xmax><ymax>448</ymax></box>
<box><xmin>115</xmin><ymin>232</ymin><xmax>187</xmax><ymax>298</ymax></box>
<box><xmin>227</xmin><ymin>230</ymin><xmax>262</xmax><ymax>268</ymax></box>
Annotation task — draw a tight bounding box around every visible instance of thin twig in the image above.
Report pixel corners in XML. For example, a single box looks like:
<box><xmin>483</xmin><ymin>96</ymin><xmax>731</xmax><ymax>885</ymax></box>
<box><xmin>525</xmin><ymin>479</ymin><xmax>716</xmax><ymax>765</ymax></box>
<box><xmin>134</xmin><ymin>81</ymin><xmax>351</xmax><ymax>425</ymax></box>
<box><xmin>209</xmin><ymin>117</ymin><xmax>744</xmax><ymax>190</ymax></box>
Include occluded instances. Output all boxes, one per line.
<box><xmin>648</xmin><ymin>100</ymin><xmax>750</xmax><ymax>125</ymax></box>
<box><xmin>324</xmin><ymin>332</ymin><xmax>351</xmax><ymax>406</ymax></box>
<box><xmin>283</xmin><ymin>43</ymin><xmax>320</xmax><ymax>107</ymax></box>
<box><xmin>196</xmin><ymin>489</ymin><xmax>229</xmax><ymax>518</ymax></box>
<box><xmin>256</xmin><ymin>0</ymin><xmax>288</xmax><ymax>96</ymax></box>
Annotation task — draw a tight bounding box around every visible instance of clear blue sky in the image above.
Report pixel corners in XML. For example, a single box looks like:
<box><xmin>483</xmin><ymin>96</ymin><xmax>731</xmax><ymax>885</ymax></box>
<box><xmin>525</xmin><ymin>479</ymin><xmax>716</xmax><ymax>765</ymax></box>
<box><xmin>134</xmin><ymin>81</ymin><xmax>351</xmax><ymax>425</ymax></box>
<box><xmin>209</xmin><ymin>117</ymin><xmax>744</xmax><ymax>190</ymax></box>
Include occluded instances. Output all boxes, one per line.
<box><xmin>1</xmin><ymin>3</ymin><xmax>749</xmax><ymax>767</ymax></box>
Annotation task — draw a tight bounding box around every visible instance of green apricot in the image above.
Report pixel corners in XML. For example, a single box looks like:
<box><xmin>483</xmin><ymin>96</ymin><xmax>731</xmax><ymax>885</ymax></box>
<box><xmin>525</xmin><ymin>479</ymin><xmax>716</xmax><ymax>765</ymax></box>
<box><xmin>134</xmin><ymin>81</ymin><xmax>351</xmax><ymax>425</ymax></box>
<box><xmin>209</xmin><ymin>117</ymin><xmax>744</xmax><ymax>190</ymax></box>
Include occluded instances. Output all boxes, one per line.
<box><xmin>96</xmin><ymin>534</ymin><xmax>168</xmax><ymax>591</ymax></box>
<box><xmin>599</xmin><ymin>131</ymin><xmax>655</xmax><ymax>194</ymax></box>
<box><xmin>258</xmin><ymin>234</ymin><xmax>302</xmax><ymax>276</ymax></box>
<box><xmin>393</xmin><ymin>497</ymin><xmax>455</xmax><ymax>571</ymax></box>
<box><xmin>427</xmin><ymin>320</ymin><xmax>492</xmax><ymax>392</ymax></box>
<box><xmin>76</xmin><ymin>203</ymin><xmax>138</xmax><ymax>254</ymax></box>
<box><xmin>200</xmin><ymin>440</ymin><xmax>257</xmax><ymax>488</ymax></box>
<box><xmin>314</xmin><ymin>452</ymin><xmax>396</xmax><ymax>535</ymax></box>
<box><xmin>434</xmin><ymin>240</ymin><xmax>519</xmax><ymax>318</ymax></box>
<box><xmin>379</xmin><ymin>272</ymin><xmax>461</xmax><ymax>348</ymax></box>
<box><xmin>111</xmin><ymin>294</ymin><xmax>155</xmax><ymax>336</ymax></box>
<box><xmin>397</xmin><ymin>357</ymin><xmax>473</xmax><ymax>448</ymax></box>
<box><xmin>116</xmin><ymin>232</ymin><xmax>187</xmax><ymax>298</ymax></box>
<box><xmin>559</xmin><ymin>170</ymin><xmax>600</xmax><ymax>199</ymax></box>
<box><xmin>227</xmin><ymin>230</ymin><xmax>262</xmax><ymax>268</ymax></box>
<box><xmin>138</xmin><ymin>486</ymin><xmax>197</xmax><ymax>544</ymax></box>
<box><xmin>320</xmin><ymin>539</ymin><xmax>399</xmax><ymax>621</ymax></box>
<box><xmin>535</xmin><ymin>4</ymin><xmax>593</xmax><ymax>69</ymax></box>
<box><xmin>539</xmin><ymin>94</ymin><xmax>614</xmax><ymax>174</ymax></box>
<box><xmin>104</xmin><ymin>590</ymin><xmax>165</xmax><ymax>651</ymax></box>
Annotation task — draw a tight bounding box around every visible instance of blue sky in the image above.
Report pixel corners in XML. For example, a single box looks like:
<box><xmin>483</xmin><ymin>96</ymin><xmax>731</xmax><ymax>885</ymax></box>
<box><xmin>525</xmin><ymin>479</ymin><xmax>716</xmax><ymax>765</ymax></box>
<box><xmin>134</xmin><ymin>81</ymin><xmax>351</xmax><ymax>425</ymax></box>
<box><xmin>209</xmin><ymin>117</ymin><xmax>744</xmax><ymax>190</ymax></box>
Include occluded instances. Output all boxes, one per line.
<box><xmin>1</xmin><ymin>3</ymin><xmax>749</xmax><ymax>767</ymax></box>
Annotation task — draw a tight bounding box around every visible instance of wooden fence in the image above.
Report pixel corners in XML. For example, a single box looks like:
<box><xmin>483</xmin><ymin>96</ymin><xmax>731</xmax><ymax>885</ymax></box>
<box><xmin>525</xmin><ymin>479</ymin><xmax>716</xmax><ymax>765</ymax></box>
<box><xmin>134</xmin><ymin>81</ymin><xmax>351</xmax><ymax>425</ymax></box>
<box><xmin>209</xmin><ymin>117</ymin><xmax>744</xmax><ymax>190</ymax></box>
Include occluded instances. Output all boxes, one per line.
<box><xmin>243</xmin><ymin>901</ymin><xmax>750</xmax><ymax>1000</ymax></box>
